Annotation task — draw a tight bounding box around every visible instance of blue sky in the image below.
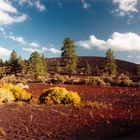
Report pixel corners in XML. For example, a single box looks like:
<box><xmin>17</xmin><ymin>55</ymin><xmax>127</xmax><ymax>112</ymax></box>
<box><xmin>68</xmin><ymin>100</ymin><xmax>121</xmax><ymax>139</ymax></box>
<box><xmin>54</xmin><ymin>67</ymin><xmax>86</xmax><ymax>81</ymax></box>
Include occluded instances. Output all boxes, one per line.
<box><xmin>0</xmin><ymin>0</ymin><xmax>140</xmax><ymax>63</ymax></box>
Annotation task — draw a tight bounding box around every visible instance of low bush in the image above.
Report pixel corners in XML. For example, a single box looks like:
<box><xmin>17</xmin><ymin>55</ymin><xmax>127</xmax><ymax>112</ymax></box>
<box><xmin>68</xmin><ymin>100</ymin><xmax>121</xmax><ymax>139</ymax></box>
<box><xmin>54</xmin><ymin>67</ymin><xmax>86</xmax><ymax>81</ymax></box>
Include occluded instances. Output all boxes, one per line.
<box><xmin>39</xmin><ymin>87</ymin><xmax>81</xmax><ymax>105</ymax></box>
<box><xmin>116</xmin><ymin>74</ymin><xmax>133</xmax><ymax>87</ymax></box>
<box><xmin>0</xmin><ymin>84</ymin><xmax>32</xmax><ymax>103</ymax></box>
<box><xmin>50</xmin><ymin>74</ymin><xmax>65</xmax><ymax>84</ymax></box>
<box><xmin>0</xmin><ymin>75</ymin><xmax>18</xmax><ymax>83</ymax></box>
<box><xmin>86</xmin><ymin>77</ymin><xmax>106</xmax><ymax>86</ymax></box>
<box><xmin>0</xmin><ymin>88</ymin><xmax>15</xmax><ymax>103</ymax></box>
<box><xmin>37</xmin><ymin>76</ymin><xmax>46</xmax><ymax>83</ymax></box>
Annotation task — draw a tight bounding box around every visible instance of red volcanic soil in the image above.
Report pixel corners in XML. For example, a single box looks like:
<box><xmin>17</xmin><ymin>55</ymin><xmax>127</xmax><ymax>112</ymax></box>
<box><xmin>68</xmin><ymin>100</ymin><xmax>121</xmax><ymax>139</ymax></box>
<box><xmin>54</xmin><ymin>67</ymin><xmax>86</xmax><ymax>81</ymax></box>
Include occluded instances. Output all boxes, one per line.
<box><xmin>0</xmin><ymin>84</ymin><xmax>140</xmax><ymax>140</ymax></box>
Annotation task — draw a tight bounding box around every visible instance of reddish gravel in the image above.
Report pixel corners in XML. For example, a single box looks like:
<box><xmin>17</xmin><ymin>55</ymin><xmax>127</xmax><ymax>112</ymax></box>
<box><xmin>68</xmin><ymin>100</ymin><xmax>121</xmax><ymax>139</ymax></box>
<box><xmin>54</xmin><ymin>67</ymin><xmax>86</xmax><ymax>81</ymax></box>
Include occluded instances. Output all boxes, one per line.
<box><xmin>0</xmin><ymin>84</ymin><xmax>140</xmax><ymax>140</ymax></box>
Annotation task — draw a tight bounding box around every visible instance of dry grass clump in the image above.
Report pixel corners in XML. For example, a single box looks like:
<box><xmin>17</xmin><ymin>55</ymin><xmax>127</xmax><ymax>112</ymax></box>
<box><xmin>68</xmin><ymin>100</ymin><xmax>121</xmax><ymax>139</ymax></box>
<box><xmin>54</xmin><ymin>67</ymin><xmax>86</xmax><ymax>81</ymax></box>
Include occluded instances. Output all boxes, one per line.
<box><xmin>86</xmin><ymin>77</ymin><xmax>106</xmax><ymax>86</ymax></box>
<box><xmin>39</xmin><ymin>87</ymin><xmax>81</xmax><ymax>105</ymax></box>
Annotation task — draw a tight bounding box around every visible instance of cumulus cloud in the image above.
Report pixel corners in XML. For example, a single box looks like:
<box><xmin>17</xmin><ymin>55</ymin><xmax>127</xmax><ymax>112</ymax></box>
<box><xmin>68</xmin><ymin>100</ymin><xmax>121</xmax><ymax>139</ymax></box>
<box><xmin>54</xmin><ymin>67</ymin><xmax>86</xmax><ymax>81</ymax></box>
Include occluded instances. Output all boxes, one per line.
<box><xmin>81</xmin><ymin>0</ymin><xmax>89</xmax><ymax>9</ymax></box>
<box><xmin>18</xmin><ymin>0</ymin><xmax>46</xmax><ymax>12</ymax></box>
<box><xmin>22</xmin><ymin>47</ymin><xmax>43</xmax><ymax>53</ymax></box>
<box><xmin>30</xmin><ymin>42</ymin><xmax>40</xmax><ymax>48</ymax></box>
<box><xmin>23</xmin><ymin>47</ymin><xmax>61</xmax><ymax>54</ymax></box>
<box><xmin>0</xmin><ymin>0</ymin><xmax>28</xmax><ymax>25</ymax></box>
<box><xmin>113</xmin><ymin>0</ymin><xmax>139</xmax><ymax>16</ymax></box>
<box><xmin>0</xmin><ymin>27</ymin><xmax>61</xmax><ymax>54</ymax></box>
<box><xmin>0</xmin><ymin>46</ymin><xmax>11</xmax><ymax>56</ymax></box>
<box><xmin>76</xmin><ymin>32</ymin><xmax>140</xmax><ymax>52</ymax></box>
<box><xmin>8</xmin><ymin>35</ymin><xmax>27</xmax><ymax>45</ymax></box>
<box><xmin>42</xmin><ymin>47</ymin><xmax>62</xmax><ymax>54</ymax></box>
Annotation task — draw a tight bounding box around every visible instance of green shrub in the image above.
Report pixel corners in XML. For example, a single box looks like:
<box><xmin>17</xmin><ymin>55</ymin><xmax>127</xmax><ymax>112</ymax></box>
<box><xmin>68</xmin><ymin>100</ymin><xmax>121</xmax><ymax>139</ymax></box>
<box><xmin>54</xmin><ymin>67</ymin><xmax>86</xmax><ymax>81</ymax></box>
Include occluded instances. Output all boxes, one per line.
<box><xmin>86</xmin><ymin>77</ymin><xmax>106</xmax><ymax>86</ymax></box>
<box><xmin>39</xmin><ymin>87</ymin><xmax>81</xmax><ymax>105</ymax></box>
<box><xmin>0</xmin><ymin>84</ymin><xmax>32</xmax><ymax>103</ymax></box>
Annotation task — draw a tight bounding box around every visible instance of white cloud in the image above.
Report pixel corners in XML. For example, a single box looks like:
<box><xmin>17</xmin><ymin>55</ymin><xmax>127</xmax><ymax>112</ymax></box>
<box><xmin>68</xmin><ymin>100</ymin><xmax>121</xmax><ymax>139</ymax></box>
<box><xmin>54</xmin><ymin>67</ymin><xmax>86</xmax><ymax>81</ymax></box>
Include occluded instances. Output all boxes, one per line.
<box><xmin>0</xmin><ymin>46</ymin><xmax>11</xmax><ymax>56</ymax></box>
<box><xmin>22</xmin><ymin>47</ymin><xmax>43</xmax><ymax>53</ymax></box>
<box><xmin>48</xmin><ymin>48</ymin><xmax>61</xmax><ymax>54</ymax></box>
<box><xmin>18</xmin><ymin>0</ymin><xmax>46</xmax><ymax>12</ymax></box>
<box><xmin>0</xmin><ymin>28</ymin><xmax>60</xmax><ymax>54</ymax></box>
<box><xmin>35</xmin><ymin>1</ymin><xmax>46</xmax><ymax>12</ymax></box>
<box><xmin>30</xmin><ymin>42</ymin><xmax>40</xmax><ymax>48</ymax></box>
<box><xmin>8</xmin><ymin>35</ymin><xmax>27</xmax><ymax>45</ymax></box>
<box><xmin>81</xmin><ymin>0</ymin><xmax>89</xmax><ymax>9</ymax></box>
<box><xmin>76</xmin><ymin>32</ymin><xmax>140</xmax><ymax>51</ymax></box>
<box><xmin>0</xmin><ymin>0</ymin><xmax>28</xmax><ymax>25</ymax></box>
<box><xmin>23</xmin><ymin>47</ymin><xmax>61</xmax><ymax>54</ymax></box>
<box><xmin>0</xmin><ymin>0</ymin><xmax>17</xmax><ymax>13</ymax></box>
<box><xmin>42</xmin><ymin>47</ymin><xmax>61</xmax><ymax>54</ymax></box>
<box><xmin>113</xmin><ymin>0</ymin><xmax>139</xmax><ymax>16</ymax></box>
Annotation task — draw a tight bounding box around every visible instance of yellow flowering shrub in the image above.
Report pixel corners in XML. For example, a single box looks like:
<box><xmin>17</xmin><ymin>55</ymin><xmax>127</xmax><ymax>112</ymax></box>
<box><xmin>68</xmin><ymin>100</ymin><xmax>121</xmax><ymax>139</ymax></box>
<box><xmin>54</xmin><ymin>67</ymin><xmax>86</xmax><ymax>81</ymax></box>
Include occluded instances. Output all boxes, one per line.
<box><xmin>10</xmin><ymin>85</ymin><xmax>31</xmax><ymax>102</ymax></box>
<box><xmin>0</xmin><ymin>84</ymin><xmax>32</xmax><ymax>103</ymax></box>
<box><xmin>0</xmin><ymin>88</ymin><xmax>15</xmax><ymax>103</ymax></box>
<box><xmin>39</xmin><ymin>87</ymin><xmax>81</xmax><ymax>105</ymax></box>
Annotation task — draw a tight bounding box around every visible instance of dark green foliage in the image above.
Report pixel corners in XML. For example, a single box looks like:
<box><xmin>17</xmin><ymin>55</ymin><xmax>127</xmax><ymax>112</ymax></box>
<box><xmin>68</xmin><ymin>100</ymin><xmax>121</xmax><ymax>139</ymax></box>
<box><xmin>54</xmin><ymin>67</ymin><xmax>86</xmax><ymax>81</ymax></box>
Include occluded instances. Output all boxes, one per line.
<box><xmin>41</xmin><ymin>54</ymin><xmax>48</xmax><ymax>75</ymax></box>
<box><xmin>84</xmin><ymin>61</ymin><xmax>92</xmax><ymax>76</ymax></box>
<box><xmin>61</xmin><ymin>37</ymin><xmax>78</xmax><ymax>77</ymax></box>
<box><xmin>55</xmin><ymin>60</ymin><xmax>61</xmax><ymax>74</ymax></box>
<box><xmin>93</xmin><ymin>65</ymin><xmax>99</xmax><ymax>76</ymax></box>
<box><xmin>104</xmin><ymin>49</ymin><xmax>117</xmax><ymax>76</ymax></box>
<box><xmin>29</xmin><ymin>51</ymin><xmax>47</xmax><ymax>80</ymax></box>
<box><xmin>136</xmin><ymin>65</ymin><xmax>140</xmax><ymax>77</ymax></box>
<box><xmin>0</xmin><ymin>59</ymin><xmax>3</xmax><ymax>64</ymax></box>
<box><xmin>9</xmin><ymin>50</ymin><xmax>23</xmax><ymax>76</ymax></box>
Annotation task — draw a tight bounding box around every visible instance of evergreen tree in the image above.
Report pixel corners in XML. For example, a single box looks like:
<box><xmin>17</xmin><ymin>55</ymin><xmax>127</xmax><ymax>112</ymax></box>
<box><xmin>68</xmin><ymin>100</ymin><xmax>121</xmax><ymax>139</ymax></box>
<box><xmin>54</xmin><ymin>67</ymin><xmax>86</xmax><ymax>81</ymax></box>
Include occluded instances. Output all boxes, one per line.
<box><xmin>0</xmin><ymin>59</ymin><xmax>3</xmax><ymax>64</ymax></box>
<box><xmin>29</xmin><ymin>51</ymin><xmax>47</xmax><ymax>80</ymax></box>
<box><xmin>17</xmin><ymin>56</ymin><xmax>26</xmax><ymax>75</ymax></box>
<box><xmin>55</xmin><ymin>60</ymin><xmax>61</xmax><ymax>74</ymax></box>
<box><xmin>41</xmin><ymin>54</ymin><xmax>47</xmax><ymax>75</ymax></box>
<box><xmin>104</xmin><ymin>49</ymin><xmax>117</xmax><ymax>76</ymax></box>
<box><xmin>9</xmin><ymin>50</ymin><xmax>20</xmax><ymax>75</ymax></box>
<box><xmin>136</xmin><ymin>65</ymin><xmax>140</xmax><ymax>77</ymax></box>
<box><xmin>84</xmin><ymin>61</ymin><xmax>92</xmax><ymax>76</ymax></box>
<box><xmin>93</xmin><ymin>65</ymin><xmax>99</xmax><ymax>76</ymax></box>
<box><xmin>61</xmin><ymin>37</ymin><xmax>78</xmax><ymax>77</ymax></box>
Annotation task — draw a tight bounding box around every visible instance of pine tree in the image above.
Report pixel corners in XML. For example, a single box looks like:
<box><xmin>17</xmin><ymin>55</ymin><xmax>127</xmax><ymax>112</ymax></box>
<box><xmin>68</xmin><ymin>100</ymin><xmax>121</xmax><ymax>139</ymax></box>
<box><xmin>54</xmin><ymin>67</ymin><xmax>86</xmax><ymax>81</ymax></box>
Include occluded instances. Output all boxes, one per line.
<box><xmin>93</xmin><ymin>65</ymin><xmax>99</xmax><ymax>76</ymax></box>
<box><xmin>17</xmin><ymin>56</ymin><xmax>26</xmax><ymax>75</ymax></box>
<box><xmin>104</xmin><ymin>49</ymin><xmax>117</xmax><ymax>76</ymax></box>
<box><xmin>29</xmin><ymin>51</ymin><xmax>47</xmax><ymax>80</ymax></box>
<box><xmin>55</xmin><ymin>60</ymin><xmax>61</xmax><ymax>74</ymax></box>
<box><xmin>136</xmin><ymin>65</ymin><xmax>140</xmax><ymax>77</ymax></box>
<box><xmin>9</xmin><ymin>50</ymin><xmax>19</xmax><ymax>75</ymax></box>
<box><xmin>61</xmin><ymin>37</ymin><xmax>78</xmax><ymax>77</ymax></box>
<box><xmin>41</xmin><ymin>54</ymin><xmax>47</xmax><ymax>75</ymax></box>
<box><xmin>84</xmin><ymin>61</ymin><xmax>92</xmax><ymax>76</ymax></box>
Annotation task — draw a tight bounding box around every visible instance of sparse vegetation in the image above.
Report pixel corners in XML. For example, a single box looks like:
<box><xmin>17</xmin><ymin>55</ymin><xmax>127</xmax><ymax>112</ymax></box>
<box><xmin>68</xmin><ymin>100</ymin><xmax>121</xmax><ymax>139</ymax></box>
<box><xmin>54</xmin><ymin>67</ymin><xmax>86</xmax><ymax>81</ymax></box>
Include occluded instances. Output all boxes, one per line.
<box><xmin>86</xmin><ymin>77</ymin><xmax>106</xmax><ymax>86</ymax></box>
<box><xmin>116</xmin><ymin>73</ymin><xmax>133</xmax><ymax>87</ymax></box>
<box><xmin>84</xmin><ymin>61</ymin><xmax>92</xmax><ymax>76</ymax></box>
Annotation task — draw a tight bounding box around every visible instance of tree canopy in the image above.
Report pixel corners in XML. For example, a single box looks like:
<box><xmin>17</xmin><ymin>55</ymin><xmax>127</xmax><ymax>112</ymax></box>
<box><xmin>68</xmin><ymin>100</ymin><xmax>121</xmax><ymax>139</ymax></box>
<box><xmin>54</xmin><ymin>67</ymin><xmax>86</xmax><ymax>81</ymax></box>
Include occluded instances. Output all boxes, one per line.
<box><xmin>61</xmin><ymin>37</ymin><xmax>78</xmax><ymax>76</ymax></box>
<box><xmin>29</xmin><ymin>51</ymin><xmax>47</xmax><ymax>80</ymax></box>
<box><xmin>104</xmin><ymin>49</ymin><xmax>117</xmax><ymax>76</ymax></box>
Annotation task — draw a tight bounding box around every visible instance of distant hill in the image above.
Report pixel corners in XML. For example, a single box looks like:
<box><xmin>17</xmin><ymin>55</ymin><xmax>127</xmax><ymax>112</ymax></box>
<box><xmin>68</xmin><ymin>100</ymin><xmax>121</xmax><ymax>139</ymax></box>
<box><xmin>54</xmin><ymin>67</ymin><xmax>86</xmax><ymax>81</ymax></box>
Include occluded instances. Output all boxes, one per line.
<box><xmin>47</xmin><ymin>56</ymin><xmax>138</xmax><ymax>75</ymax></box>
